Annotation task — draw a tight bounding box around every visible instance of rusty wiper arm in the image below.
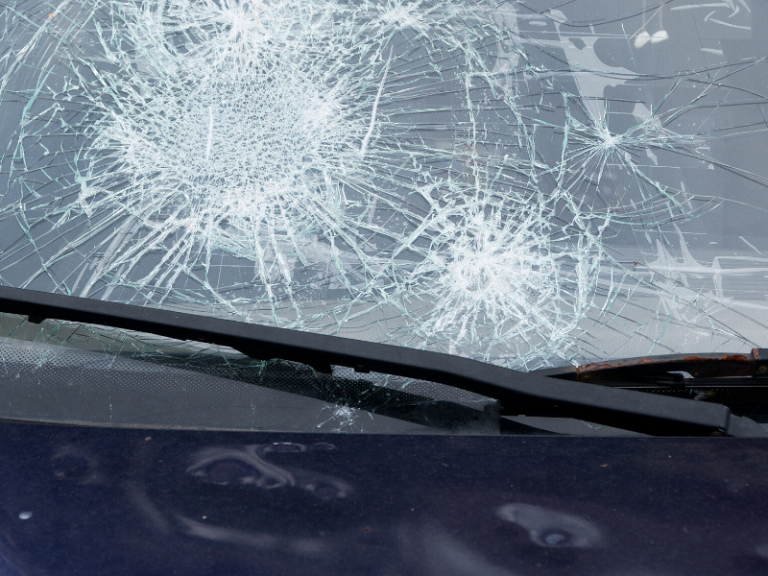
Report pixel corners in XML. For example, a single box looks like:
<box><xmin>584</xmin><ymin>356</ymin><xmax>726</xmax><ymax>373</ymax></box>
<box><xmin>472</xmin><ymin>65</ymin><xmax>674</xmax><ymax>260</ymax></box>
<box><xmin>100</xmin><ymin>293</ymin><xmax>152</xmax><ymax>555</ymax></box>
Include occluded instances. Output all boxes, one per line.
<box><xmin>574</xmin><ymin>350</ymin><xmax>768</xmax><ymax>384</ymax></box>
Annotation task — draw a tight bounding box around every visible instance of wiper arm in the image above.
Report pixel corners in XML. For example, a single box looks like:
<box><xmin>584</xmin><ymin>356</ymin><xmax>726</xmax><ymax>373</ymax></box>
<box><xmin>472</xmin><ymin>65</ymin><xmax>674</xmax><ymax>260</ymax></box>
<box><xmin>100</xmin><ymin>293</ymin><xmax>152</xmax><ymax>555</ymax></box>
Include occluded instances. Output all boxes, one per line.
<box><xmin>574</xmin><ymin>350</ymin><xmax>768</xmax><ymax>384</ymax></box>
<box><xmin>0</xmin><ymin>286</ymin><xmax>764</xmax><ymax>437</ymax></box>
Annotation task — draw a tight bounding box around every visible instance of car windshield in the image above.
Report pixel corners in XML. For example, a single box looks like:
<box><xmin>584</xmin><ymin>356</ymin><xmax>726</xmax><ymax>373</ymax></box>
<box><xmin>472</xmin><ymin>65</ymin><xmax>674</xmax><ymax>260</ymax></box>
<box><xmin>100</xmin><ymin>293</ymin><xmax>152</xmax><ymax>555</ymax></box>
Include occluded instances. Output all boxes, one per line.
<box><xmin>0</xmin><ymin>0</ymin><xmax>767</xmax><ymax>434</ymax></box>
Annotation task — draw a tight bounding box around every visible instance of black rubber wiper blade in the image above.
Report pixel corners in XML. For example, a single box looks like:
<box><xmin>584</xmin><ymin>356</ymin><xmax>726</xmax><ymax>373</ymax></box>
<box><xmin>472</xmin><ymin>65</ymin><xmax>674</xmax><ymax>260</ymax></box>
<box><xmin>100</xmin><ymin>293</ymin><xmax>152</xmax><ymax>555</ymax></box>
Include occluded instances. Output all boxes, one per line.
<box><xmin>0</xmin><ymin>286</ymin><xmax>764</xmax><ymax>437</ymax></box>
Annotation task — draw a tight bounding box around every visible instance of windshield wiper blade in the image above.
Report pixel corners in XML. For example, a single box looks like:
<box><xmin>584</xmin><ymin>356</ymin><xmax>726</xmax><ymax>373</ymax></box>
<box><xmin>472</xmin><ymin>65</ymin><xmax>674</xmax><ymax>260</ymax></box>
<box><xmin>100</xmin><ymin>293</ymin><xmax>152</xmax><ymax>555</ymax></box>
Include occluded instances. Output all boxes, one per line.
<box><xmin>0</xmin><ymin>286</ymin><xmax>764</xmax><ymax>437</ymax></box>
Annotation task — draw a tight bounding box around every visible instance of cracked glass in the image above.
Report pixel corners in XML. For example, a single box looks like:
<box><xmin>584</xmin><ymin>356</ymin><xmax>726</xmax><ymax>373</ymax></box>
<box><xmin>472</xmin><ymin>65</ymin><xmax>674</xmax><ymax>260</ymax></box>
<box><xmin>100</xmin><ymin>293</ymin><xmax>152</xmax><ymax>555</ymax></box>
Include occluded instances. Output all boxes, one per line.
<box><xmin>1</xmin><ymin>0</ymin><xmax>767</xmax><ymax>432</ymax></box>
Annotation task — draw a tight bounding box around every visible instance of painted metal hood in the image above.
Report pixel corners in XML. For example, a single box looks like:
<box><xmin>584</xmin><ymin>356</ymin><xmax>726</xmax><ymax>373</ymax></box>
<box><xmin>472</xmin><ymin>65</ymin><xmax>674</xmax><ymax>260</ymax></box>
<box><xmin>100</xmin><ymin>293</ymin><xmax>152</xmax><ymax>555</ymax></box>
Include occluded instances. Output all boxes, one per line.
<box><xmin>1</xmin><ymin>421</ymin><xmax>767</xmax><ymax>575</ymax></box>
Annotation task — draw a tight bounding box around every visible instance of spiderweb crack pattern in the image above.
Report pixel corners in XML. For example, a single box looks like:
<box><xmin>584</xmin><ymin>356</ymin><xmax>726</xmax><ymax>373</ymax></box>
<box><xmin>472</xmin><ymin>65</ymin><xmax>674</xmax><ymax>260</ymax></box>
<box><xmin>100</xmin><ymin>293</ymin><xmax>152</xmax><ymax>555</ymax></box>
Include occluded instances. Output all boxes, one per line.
<box><xmin>3</xmin><ymin>0</ymin><xmax>765</xmax><ymax>371</ymax></box>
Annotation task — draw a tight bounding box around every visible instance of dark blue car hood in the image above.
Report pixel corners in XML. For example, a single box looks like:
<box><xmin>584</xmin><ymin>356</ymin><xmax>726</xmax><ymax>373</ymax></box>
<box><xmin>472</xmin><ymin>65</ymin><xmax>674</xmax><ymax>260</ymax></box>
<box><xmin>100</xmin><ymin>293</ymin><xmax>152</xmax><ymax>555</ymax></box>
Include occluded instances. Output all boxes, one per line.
<box><xmin>1</xmin><ymin>421</ymin><xmax>767</xmax><ymax>576</ymax></box>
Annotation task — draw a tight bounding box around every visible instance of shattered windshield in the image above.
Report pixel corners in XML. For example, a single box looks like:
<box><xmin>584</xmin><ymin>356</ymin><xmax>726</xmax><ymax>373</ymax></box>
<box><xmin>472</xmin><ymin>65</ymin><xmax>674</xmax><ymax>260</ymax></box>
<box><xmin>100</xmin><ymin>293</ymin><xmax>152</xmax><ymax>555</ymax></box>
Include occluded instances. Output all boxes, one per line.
<box><xmin>1</xmin><ymin>0</ymin><xmax>767</xmax><ymax>373</ymax></box>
